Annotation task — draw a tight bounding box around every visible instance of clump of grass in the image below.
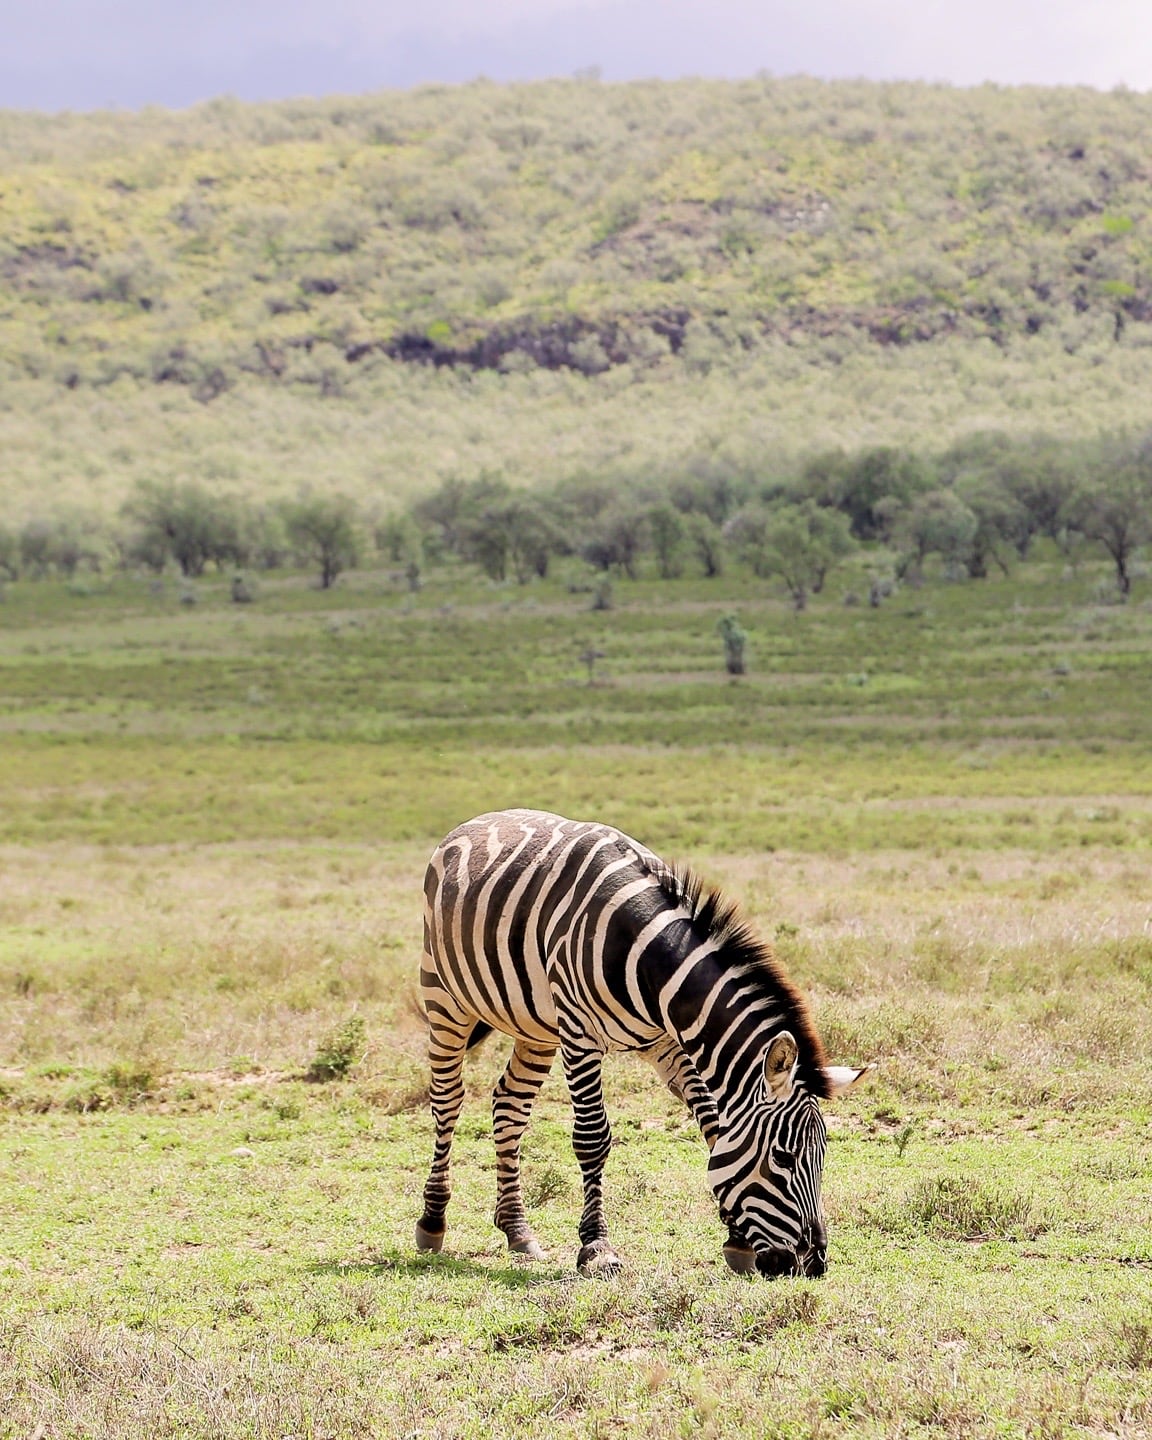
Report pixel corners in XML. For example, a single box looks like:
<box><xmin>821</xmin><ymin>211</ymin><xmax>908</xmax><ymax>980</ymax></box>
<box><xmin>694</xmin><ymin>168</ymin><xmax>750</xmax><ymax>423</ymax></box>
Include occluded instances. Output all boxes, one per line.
<box><xmin>1117</xmin><ymin>1316</ymin><xmax>1152</xmax><ymax>1369</ymax></box>
<box><xmin>104</xmin><ymin>1060</ymin><xmax>155</xmax><ymax>1100</ymax></box>
<box><xmin>339</xmin><ymin>1280</ymin><xmax>378</xmax><ymax>1324</ymax></box>
<box><xmin>523</xmin><ymin>1162</ymin><xmax>571</xmax><ymax>1209</ymax></box>
<box><xmin>714</xmin><ymin>1288</ymin><xmax>822</xmax><ymax>1345</ymax></box>
<box><xmin>906</xmin><ymin>1174</ymin><xmax>1046</xmax><ymax>1240</ymax></box>
<box><xmin>647</xmin><ymin>1279</ymin><xmax>697</xmax><ymax>1331</ymax></box>
<box><xmin>305</xmin><ymin>1016</ymin><xmax>365</xmax><ymax>1082</ymax></box>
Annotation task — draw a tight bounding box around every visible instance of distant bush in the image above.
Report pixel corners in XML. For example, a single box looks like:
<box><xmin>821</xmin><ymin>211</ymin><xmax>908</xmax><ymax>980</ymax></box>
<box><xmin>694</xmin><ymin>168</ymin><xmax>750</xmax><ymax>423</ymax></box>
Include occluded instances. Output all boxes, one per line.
<box><xmin>717</xmin><ymin>615</ymin><xmax>747</xmax><ymax>675</ymax></box>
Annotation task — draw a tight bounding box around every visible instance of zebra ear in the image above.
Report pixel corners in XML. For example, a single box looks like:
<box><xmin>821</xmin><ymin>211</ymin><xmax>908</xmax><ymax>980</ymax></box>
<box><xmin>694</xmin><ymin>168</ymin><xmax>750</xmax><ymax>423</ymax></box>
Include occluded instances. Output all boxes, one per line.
<box><xmin>823</xmin><ymin>1065</ymin><xmax>870</xmax><ymax>1098</ymax></box>
<box><xmin>763</xmin><ymin>1031</ymin><xmax>799</xmax><ymax>1100</ymax></box>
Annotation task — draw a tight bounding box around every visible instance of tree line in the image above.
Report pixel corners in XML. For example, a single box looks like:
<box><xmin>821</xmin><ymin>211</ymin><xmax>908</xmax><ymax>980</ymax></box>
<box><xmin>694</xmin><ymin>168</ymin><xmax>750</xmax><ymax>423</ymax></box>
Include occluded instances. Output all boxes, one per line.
<box><xmin>2</xmin><ymin>430</ymin><xmax>1150</xmax><ymax>604</ymax></box>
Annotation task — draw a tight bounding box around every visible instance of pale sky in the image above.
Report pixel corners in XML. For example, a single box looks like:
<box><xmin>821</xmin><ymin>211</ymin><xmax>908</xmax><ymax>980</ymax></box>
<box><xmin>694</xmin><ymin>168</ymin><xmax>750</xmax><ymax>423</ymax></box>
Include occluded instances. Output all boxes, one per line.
<box><xmin>1</xmin><ymin>0</ymin><xmax>1150</xmax><ymax>111</ymax></box>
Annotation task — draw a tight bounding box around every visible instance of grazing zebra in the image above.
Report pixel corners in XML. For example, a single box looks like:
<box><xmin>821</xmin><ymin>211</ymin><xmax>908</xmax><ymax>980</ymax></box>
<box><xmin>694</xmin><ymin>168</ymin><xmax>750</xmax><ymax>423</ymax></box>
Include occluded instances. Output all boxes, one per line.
<box><xmin>416</xmin><ymin>809</ymin><xmax>866</xmax><ymax>1278</ymax></box>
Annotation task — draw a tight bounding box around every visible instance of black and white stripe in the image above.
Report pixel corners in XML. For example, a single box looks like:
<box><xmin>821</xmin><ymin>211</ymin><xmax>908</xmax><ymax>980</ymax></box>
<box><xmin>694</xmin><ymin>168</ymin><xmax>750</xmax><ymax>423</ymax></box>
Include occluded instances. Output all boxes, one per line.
<box><xmin>416</xmin><ymin>809</ymin><xmax>864</xmax><ymax>1277</ymax></box>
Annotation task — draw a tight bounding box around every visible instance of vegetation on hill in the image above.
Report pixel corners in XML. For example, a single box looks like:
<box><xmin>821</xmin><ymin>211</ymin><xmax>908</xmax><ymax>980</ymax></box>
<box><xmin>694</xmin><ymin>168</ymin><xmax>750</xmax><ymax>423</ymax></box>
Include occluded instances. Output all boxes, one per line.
<box><xmin>3</xmin><ymin>77</ymin><xmax>1152</xmax><ymax>519</ymax></box>
<box><xmin>5</xmin><ymin>77</ymin><xmax>1152</xmax><ymax>381</ymax></box>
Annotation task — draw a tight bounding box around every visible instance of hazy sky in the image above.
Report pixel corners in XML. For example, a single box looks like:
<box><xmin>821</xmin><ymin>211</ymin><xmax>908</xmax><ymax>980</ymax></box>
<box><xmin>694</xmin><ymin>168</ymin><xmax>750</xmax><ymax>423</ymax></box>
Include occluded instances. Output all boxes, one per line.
<box><xmin>2</xmin><ymin>0</ymin><xmax>1150</xmax><ymax>111</ymax></box>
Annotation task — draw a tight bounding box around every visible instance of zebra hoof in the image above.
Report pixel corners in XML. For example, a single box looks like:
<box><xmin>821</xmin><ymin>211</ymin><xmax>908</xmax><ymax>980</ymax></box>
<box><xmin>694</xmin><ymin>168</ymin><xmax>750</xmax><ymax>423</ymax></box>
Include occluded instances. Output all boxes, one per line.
<box><xmin>509</xmin><ymin>1237</ymin><xmax>547</xmax><ymax>1261</ymax></box>
<box><xmin>577</xmin><ymin>1240</ymin><xmax>621</xmax><ymax>1277</ymax></box>
<box><xmin>415</xmin><ymin>1221</ymin><xmax>445</xmax><ymax>1253</ymax></box>
<box><xmin>722</xmin><ymin>1241</ymin><xmax>757</xmax><ymax>1276</ymax></box>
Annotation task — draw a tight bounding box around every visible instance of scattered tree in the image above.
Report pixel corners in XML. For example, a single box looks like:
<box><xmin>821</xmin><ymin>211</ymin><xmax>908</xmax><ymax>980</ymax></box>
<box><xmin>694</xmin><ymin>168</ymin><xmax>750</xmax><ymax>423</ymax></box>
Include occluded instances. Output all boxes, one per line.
<box><xmin>284</xmin><ymin>494</ymin><xmax>361</xmax><ymax>589</ymax></box>
<box><xmin>648</xmin><ymin>502</ymin><xmax>685</xmax><ymax>579</ymax></box>
<box><xmin>727</xmin><ymin>500</ymin><xmax>855</xmax><ymax>609</ymax></box>
<box><xmin>1069</xmin><ymin>438</ymin><xmax>1152</xmax><ymax>597</ymax></box>
<box><xmin>893</xmin><ymin>490</ymin><xmax>978</xmax><ymax>580</ymax></box>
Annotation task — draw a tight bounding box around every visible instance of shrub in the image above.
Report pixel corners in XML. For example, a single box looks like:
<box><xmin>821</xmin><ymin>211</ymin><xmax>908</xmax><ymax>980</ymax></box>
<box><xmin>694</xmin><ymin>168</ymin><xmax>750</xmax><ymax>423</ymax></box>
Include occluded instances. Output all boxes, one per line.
<box><xmin>306</xmin><ymin>1016</ymin><xmax>366</xmax><ymax>1081</ymax></box>
<box><xmin>717</xmin><ymin>614</ymin><xmax>747</xmax><ymax>674</ymax></box>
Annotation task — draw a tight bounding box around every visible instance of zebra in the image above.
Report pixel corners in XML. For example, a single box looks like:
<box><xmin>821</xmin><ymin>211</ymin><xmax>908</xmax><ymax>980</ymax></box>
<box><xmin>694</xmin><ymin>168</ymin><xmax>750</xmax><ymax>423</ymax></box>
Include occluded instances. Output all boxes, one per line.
<box><xmin>416</xmin><ymin>809</ymin><xmax>866</xmax><ymax>1279</ymax></box>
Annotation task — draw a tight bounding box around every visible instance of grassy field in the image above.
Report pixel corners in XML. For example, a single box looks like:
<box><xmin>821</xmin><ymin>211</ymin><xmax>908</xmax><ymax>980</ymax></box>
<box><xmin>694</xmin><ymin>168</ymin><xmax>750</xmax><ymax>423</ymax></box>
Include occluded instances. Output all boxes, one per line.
<box><xmin>2</xmin><ymin>555</ymin><xmax>1151</xmax><ymax>1437</ymax></box>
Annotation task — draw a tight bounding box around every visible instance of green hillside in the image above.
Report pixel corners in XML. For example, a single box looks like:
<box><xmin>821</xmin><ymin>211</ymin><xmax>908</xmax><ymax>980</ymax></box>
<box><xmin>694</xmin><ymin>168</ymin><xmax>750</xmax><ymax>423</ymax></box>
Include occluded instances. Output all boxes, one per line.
<box><xmin>3</xmin><ymin>77</ymin><xmax>1152</xmax><ymax>518</ymax></box>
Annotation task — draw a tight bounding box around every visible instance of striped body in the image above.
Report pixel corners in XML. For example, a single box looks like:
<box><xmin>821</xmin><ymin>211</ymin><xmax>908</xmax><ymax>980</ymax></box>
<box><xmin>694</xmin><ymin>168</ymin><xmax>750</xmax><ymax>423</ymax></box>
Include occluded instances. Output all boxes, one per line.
<box><xmin>418</xmin><ymin>808</ymin><xmax>862</xmax><ymax>1277</ymax></box>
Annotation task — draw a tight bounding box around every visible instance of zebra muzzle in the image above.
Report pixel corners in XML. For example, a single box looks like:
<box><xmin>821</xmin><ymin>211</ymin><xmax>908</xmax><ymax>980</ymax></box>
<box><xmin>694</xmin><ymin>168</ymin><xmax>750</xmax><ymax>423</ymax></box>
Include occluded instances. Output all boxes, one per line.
<box><xmin>754</xmin><ymin>1247</ymin><xmax>800</xmax><ymax>1279</ymax></box>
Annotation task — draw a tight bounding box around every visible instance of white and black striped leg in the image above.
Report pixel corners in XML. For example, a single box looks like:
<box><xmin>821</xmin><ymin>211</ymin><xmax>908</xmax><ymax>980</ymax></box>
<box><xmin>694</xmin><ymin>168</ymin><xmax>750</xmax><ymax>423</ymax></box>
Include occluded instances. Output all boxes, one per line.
<box><xmin>643</xmin><ymin>1036</ymin><xmax>752</xmax><ymax>1271</ymax></box>
<box><xmin>643</xmin><ymin>1035</ymin><xmax>720</xmax><ymax>1148</ymax></box>
<box><xmin>563</xmin><ymin>1045</ymin><xmax>620</xmax><ymax>1276</ymax></box>
<box><xmin>416</xmin><ymin>995</ymin><xmax>472</xmax><ymax>1254</ymax></box>
<box><xmin>492</xmin><ymin>1040</ymin><xmax>558</xmax><ymax>1260</ymax></box>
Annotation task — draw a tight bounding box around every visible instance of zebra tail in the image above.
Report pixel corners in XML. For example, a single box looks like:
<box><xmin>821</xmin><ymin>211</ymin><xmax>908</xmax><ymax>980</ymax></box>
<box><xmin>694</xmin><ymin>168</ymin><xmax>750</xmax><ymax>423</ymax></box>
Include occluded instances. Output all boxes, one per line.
<box><xmin>466</xmin><ymin>1021</ymin><xmax>495</xmax><ymax>1051</ymax></box>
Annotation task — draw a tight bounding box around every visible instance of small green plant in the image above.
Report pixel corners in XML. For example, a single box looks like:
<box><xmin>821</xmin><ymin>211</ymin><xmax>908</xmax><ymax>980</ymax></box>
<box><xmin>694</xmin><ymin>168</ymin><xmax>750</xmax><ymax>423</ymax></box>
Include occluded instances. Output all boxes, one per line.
<box><xmin>523</xmin><ymin>1162</ymin><xmax>571</xmax><ymax>1208</ymax></box>
<box><xmin>305</xmin><ymin>1016</ymin><xmax>366</xmax><ymax>1082</ymax></box>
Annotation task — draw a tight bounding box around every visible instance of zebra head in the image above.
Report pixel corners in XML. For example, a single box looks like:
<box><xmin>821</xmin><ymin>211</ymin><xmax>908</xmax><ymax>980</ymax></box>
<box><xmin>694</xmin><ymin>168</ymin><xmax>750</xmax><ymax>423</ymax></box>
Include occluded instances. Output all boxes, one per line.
<box><xmin>708</xmin><ymin>1031</ymin><xmax>864</xmax><ymax>1278</ymax></box>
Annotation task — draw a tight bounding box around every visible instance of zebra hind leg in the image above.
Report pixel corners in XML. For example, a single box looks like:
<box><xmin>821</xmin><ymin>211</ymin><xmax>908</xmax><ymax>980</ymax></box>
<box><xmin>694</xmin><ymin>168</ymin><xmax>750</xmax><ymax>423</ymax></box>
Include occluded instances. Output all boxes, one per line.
<box><xmin>492</xmin><ymin>1040</ymin><xmax>557</xmax><ymax>1260</ymax></box>
<box><xmin>563</xmin><ymin>1046</ymin><xmax>622</xmax><ymax>1277</ymax></box>
<box><xmin>415</xmin><ymin>1001</ymin><xmax>472</xmax><ymax>1254</ymax></box>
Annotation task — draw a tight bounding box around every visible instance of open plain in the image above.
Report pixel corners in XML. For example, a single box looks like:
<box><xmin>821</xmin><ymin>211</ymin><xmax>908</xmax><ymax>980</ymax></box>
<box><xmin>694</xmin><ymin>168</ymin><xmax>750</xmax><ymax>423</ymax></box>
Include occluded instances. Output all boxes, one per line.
<box><xmin>1</xmin><ymin>555</ymin><xmax>1150</xmax><ymax>1438</ymax></box>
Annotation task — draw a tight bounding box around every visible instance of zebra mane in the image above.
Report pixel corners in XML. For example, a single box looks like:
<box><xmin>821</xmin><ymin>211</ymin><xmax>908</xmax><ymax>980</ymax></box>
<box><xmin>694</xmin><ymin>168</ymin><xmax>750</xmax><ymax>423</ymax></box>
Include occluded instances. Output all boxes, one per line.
<box><xmin>646</xmin><ymin>859</ymin><xmax>832</xmax><ymax>1100</ymax></box>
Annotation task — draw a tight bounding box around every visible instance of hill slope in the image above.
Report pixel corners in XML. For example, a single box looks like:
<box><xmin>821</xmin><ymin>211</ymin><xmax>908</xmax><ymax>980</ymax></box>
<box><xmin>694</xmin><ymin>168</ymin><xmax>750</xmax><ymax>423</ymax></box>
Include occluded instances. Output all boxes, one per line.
<box><xmin>2</xmin><ymin>77</ymin><xmax>1152</xmax><ymax>516</ymax></box>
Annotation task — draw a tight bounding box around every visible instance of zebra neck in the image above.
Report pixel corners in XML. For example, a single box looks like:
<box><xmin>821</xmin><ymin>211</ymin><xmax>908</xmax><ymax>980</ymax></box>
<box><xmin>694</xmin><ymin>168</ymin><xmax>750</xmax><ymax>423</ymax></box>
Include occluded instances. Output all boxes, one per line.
<box><xmin>649</xmin><ymin>949</ymin><xmax>786</xmax><ymax>1112</ymax></box>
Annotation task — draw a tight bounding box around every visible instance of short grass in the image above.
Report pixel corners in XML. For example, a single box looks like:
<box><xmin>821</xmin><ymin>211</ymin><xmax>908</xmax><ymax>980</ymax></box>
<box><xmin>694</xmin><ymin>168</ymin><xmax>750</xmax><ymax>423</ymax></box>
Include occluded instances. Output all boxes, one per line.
<box><xmin>1</xmin><ymin>559</ymin><xmax>1151</xmax><ymax>1437</ymax></box>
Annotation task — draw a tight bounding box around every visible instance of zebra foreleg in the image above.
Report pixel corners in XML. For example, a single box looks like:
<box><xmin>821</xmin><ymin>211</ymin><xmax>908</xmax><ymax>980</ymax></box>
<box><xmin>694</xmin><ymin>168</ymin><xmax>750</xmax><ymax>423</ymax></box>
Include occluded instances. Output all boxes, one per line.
<box><xmin>415</xmin><ymin>1003</ymin><xmax>472</xmax><ymax>1254</ymax></box>
<box><xmin>563</xmin><ymin>1045</ymin><xmax>621</xmax><ymax>1276</ymax></box>
<box><xmin>492</xmin><ymin>1040</ymin><xmax>557</xmax><ymax>1260</ymax></box>
<box><xmin>643</xmin><ymin>1036</ymin><xmax>756</xmax><ymax>1274</ymax></box>
<box><xmin>642</xmin><ymin>1035</ymin><xmax>720</xmax><ymax>1148</ymax></box>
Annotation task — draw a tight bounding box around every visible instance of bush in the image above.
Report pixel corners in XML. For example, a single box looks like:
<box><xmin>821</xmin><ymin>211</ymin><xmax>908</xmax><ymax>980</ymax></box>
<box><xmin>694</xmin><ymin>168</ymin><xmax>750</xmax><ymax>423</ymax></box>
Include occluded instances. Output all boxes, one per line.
<box><xmin>717</xmin><ymin>614</ymin><xmax>747</xmax><ymax>674</ymax></box>
<box><xmin>306</xmin><ymin>1016</ymin><xmax>366</xmax><ymax>1082</ymax></box>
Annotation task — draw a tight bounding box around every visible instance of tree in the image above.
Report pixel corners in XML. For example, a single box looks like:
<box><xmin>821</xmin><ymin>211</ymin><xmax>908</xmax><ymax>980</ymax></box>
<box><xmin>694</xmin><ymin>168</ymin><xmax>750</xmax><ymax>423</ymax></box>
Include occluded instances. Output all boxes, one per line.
<box><xmin>1002</xmin><ymin>444</ymin><xmax>1076</xmax><ymax>556</ymax></box>
<box><xmin>121</xmin><ymin>481</ymin><xmax>242</xmax><ymax>578</ymax></box>
<box><xmin>893</xmin><ymin>490</ymin><xmax>978</xmax><ymax>579</ymax></box>
<box><xmin>684</xmin><ymin>513</ymin><xmax>724</xmax><ymax>577</ymax></box>
<box><xmin>647</xmin><ymin>502</ymin><xmax>685</xmax><ymax>579</ymax></box>
<box><xmin>582</xmin><ymin>503</ymin><xmax>648</xmax><ymax>579</ymax></box>
<box><xmin>18</xmin><ymin>519</ymin><xmax>55</xmax><ymax>577</ymax></box>
<box><xmin>1069</xmin><ymin>438</ymin><xmax>1152</xmax><ymax>598</ymax></box>
<box><xmin>504</xmin><ymin>501</ymin><xmax>564</xmax><ymax>583</ymax></box>
<box><xmin>939</xmin><ymin>432</ymin><xmax>1073</xmax><ymax>558</ymax></box>
<box><xmin>726</xmin><ymin>500</ymin><xmax>855</xmax><ymax>610</ymax></box>
<box><xmin>953</xmin><ymin>475</ymin><xmax>1024</xmax><ymax>578</ymax></box>
<box><xmin>802</xmin><ymin>447</ymin><xmax>931</xmax><ymax>540</ymax></box>
<box><xmin>0</xmin><ymin>526</ymin><xmax>19</xmax><ymax>582</ymax></box>
<box><xmin>283</xmin><ymin>495</ymin><xmax>361</xmax><ymax>589</ymax></box>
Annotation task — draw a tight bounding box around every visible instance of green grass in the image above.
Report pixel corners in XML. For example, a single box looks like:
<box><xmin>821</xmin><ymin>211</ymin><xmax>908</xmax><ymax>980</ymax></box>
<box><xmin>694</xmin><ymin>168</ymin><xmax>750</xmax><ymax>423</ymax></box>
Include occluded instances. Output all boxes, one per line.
<box><xmin>2</xmin><ymin>560</ymin><xmax>1152</xmax><ymax>1436</ymax></box>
